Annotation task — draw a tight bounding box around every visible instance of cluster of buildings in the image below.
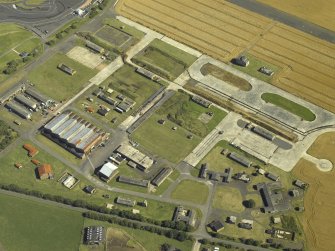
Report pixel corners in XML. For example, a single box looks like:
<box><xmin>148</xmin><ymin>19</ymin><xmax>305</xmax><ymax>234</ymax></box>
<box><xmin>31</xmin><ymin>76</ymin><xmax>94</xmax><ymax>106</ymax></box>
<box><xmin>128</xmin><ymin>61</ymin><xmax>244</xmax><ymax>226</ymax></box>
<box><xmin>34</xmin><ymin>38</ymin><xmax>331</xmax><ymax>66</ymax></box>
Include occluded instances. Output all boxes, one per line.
<box><xmin>93</xmin><ymin>87</ymin><xmax>136</xmax><ymax>115</ymax></box>
<box><xmin>1</xmin><ymin>84</ymin><xmax>54</xmax><ymax>120</ymax></box>
<box><xmin>199</xmin><ymin>163</ymin><xmax>233</xmax><ymax>183</ymax></box>
<box><xmin>43</xmin><ymin>111</ymin><xmax>109</xmax><ymax>158</ymax></box>
<box><xmin>208</xmin><ymin>217</ymin><xmax>254</xmax><ymax>232</ymax></box>
<box><xmin>256</xmin><ymin>182</ymin><xmax>290</xmax><ymax>214</ymax></box>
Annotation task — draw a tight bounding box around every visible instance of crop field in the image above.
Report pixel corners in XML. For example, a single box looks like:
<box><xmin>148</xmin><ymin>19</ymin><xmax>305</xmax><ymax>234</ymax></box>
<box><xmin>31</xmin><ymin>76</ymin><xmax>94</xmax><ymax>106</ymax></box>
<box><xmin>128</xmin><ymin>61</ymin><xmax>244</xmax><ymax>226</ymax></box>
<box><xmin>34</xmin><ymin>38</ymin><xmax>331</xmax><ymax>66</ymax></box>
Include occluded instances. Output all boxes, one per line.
<box><xmin>116</xmin><ymin>0</ymin><xmax>335</xmax><ymax>113</ymax></box>
<box><xmin>292</xmin><ymin>132</ymin><xmax>335</xmax><ymax>251</ymax></box>
<box><xmin>0</xmin><ymin>193</ymin><xmax>83</xmax><ymax>251</ymax></box>
<box><xmin>256</xmin><ymin>0</ymin><xmax>335</xmax><ymax>32</ymax></box>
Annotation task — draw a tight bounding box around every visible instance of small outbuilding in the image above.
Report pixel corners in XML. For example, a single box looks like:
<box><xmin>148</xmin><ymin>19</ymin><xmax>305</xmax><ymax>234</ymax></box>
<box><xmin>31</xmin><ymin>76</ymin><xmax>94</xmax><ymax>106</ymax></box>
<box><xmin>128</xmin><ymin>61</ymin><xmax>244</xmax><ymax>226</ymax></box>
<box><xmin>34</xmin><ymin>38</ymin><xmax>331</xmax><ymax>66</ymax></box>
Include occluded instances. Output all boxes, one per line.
<box><xmin>37</xmin><ymin>164</ymin><xmax>53</xmax><ymax>180</ymax></box>
<box><xmin>208</xmin><ymin>220</ymin><xmax>224</xmax><ymax>232</ymax></box>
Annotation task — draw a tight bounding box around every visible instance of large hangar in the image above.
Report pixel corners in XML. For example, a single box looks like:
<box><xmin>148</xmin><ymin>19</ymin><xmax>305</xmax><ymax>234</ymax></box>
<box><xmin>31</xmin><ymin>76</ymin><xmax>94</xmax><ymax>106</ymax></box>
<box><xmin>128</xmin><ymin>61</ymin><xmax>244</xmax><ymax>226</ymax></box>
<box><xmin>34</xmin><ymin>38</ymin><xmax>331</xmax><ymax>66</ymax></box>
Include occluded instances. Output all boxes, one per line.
<box><xmin>43</xmin><ymin>111</ymin><xmax>109</xmax><ymax>158</ymax></box>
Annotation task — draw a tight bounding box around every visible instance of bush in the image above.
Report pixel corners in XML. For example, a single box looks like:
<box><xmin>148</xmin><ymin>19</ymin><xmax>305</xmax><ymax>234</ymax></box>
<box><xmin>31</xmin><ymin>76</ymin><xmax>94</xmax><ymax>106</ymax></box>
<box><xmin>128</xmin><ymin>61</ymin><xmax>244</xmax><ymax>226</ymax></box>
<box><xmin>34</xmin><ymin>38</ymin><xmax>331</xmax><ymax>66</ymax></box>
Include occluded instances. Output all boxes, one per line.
<box><xmin>243</xmin><ymin>199</ymin><xmax>256</xmax><ymax>208</ymax></box>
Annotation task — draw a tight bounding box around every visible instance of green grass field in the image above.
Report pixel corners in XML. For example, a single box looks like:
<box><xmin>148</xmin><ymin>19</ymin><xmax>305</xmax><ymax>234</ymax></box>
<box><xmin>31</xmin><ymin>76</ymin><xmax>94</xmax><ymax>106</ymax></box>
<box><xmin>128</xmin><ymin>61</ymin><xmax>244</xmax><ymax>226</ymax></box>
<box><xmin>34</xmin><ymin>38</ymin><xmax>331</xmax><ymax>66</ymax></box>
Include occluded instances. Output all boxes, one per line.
<box><xmin>132</xmin><ymin>39</ymin><xmax>197</xmax><ymax>80</ymax></box>
<box><xmin>132</xmin><ymin>113</ymin><xmax>201</xmax><ymax>163</ymax></box>
<box><xmin>83</xmin><ymin>219</ymin><xmax>194</xmax><ymax>251</ymax></box>
<box><xmin>261</xmin><ymin>93</ymin><xmax>316</xmax><ymax>121</ymax></box>
<box><xmin>0</xmin><ymin>23</ymin><xmax>42</xmax><ymax>81</ymax></box>
<box><xmin>157</xmin><ymin>91</ymin><xmax>227</xmax><ymax>137</ymax></box>
<box><xmin>232</xmin><ymin>53</ymin><xmax>280</xmax><ymax>83</ymax></box>
<box><xmin>0</xmin><ymin>193</ymin><xmax>83</xmax><ymax>251</ymax></box>
<box><xmin>212</xmin><ymin>186</ymin><xmax>244</xmax><ymax>213</ymax></box>
<box><xmin>28</xmin><ymin>53</ymin><xmax>98</xmax><ymax>101</ymax></box>
<box><xmin>103</xmin><ymin>18</ymin><xmax>145</xmax><ymax>40</ymax></box>
<box><xmin>171</xmin><ymin>180</ymin><xmax>209</xmax><ymax>204</ymax></box>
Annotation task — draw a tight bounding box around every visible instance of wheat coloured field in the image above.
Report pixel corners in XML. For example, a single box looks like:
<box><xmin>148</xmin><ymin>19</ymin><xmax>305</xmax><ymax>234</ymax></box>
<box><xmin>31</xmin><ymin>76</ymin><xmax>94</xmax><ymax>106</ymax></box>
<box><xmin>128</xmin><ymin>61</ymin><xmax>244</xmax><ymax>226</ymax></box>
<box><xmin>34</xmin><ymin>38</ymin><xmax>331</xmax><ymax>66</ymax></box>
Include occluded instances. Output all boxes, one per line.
<box><xmin>256</xmin><ymin>0</ymin><xmax>335</xmax><ymax>32</ymax></box>
<box><xmin>116</xmin><ymin>0</ymin><xmax>335</xmax><ymax>113</ymax></box>
<box><xmin>292</xmin><ymin>132</ymin><xmax>335</xmax><ymax>251</ymax></box>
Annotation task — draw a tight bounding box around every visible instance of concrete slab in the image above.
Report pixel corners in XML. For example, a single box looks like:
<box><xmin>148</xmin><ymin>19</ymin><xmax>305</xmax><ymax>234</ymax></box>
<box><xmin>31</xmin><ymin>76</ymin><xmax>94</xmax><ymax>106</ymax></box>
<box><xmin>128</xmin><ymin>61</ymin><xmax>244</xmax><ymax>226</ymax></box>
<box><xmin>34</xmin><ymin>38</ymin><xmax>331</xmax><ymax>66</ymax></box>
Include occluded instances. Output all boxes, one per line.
<box><xmin>67</xmin><ymin>46</ymin><xmax>103</xmax><ymax>69</ymax></box>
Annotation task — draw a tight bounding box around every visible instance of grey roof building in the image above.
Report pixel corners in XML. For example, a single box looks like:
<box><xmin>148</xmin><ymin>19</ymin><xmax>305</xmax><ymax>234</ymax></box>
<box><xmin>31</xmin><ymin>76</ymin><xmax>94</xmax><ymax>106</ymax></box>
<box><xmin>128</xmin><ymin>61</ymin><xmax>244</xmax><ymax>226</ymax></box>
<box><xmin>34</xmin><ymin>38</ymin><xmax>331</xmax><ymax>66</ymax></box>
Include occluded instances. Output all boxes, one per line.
<box><xmin>208</xmin><ymin>220</ymin><xmax>224</xmax><ymax>232</ymax></box>
<box><xmin>252</xmin><ymin>126</ymin><xmax>275</xmax><ymax>141</ymax></box>
<box><xmin>0</xmin><ymin>84</ymin><xmax>25</xmax><ymax>104</ymax></box>
<box><xmin>86</xmin><ymin>41</ymin><xmax>104</xmax><ymax>53</ymax></box>
<box><xmin>118</xmin><ymin>176</ymin><xmax>149</xmax><ymax>188</ymax></box>
<box><xmin>228</xmin><ymin>152</ymin><xmax>252</xmax><ymax>167</ymax></box>
<box><xmin>116</xmin><ymin>197</ymin><xmax>136</xmax><ymax>207</ymax></box>
<box><xmin>199</xmin><ymin>164</ymin><xmax>208</xmax><ymax>179</ymax></box>
<box><xmin>136</xmin><ymin>67</ymin><xmax>156</xmax><ymax>80</ymax></box>
<box><xmin>98</xmin><ymin>94</ymin><xmax>119</xmax><ymax>106</ymax></box>
<box><xmin>266</xmin><ymin>172</ymin><xmax>280</xmax><ymax>182</ymax></box>
<box><xmin>25</xmin><ymin>88</ymin><xmax>51</xmax><ymax>104</ymax></box>
<box><xmin>191</xmin><ymin>95</ymin><xmax>211</xmax><ymax>108</ymax></box>
<box><xmin>6</xmin><ymin>102</ymin><xmax>32</xmax><ymax>119</ymax></box>
<box><xmin>151</xmin><ymin>167</ymin><xmax>173</xmax><ymax>186</ymax></box>
<box><xmin>15</xmin><ymin>94</ymin><xmax>38</xmax><ymax>110</ymax></box>
<box><xmin>257</xmin><ymin>182</ymin><xmax>290</xmax><ymax>213</ymax></box>
<box><xmin>173</xmin><ymin>206</ymin><xmax>196</xmax><ymax>227</ymax></box>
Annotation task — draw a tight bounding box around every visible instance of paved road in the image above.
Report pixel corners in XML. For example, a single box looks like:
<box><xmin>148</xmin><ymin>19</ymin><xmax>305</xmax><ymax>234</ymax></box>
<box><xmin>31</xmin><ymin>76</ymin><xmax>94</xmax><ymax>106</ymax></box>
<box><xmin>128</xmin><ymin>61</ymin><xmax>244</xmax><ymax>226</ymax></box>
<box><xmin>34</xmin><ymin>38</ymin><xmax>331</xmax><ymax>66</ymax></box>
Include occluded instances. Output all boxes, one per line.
<box><xmin>228</xmin><ymin>0</ymin><xmax>335</xmax><ymax>43</ymax></box>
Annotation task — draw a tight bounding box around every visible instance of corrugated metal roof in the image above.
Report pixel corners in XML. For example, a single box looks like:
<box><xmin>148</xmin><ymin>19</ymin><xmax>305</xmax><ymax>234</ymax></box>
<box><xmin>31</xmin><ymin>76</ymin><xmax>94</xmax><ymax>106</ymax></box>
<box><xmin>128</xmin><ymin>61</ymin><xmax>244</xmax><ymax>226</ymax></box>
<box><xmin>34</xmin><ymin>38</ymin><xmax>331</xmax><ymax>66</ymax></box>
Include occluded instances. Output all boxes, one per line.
<box><xmin>53</xmin><ymin>117</ymin><xmax>77</xmax><ymax>136</ymax></box>
<box><xmin>15</xmin><ymin>94</ymin><xmax>37</xmax><ymax>109</ymax></box>
<box><xmin>44</xmin><ymin>113</ymin><xmax>70</xmax><ymax>131</ymax></box>
<box><xmin>69</xmin><ymin>127</ymin><xmax>94</xmax><ymax>146</ymax></box>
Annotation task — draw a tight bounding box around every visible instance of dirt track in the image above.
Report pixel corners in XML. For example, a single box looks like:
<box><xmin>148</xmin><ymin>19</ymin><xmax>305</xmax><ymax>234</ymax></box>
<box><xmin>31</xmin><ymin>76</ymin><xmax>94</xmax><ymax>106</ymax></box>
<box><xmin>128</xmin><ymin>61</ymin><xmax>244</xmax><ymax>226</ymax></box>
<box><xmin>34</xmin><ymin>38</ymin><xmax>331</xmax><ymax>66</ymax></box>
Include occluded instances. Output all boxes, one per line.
<box><xmin>116</xmin><ymin>0</ymin><xmax>335</xmax><ymax>113</ymax></box>
<box><xmin>293</xmin><ymin>132</ymin><xmax>335</xmax><ymax>251</ymax></box>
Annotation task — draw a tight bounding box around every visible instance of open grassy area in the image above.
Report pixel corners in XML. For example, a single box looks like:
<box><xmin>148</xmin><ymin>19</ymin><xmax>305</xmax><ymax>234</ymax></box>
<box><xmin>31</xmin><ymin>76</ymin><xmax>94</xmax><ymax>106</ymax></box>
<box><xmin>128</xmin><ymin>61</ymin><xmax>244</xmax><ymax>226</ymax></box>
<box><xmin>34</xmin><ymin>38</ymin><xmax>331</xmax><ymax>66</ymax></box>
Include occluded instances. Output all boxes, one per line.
<box><xmin>0</xmin><ymin>193</ymin><xmax>83</xmax><ymax>251</ymax></box>
<box><xmin>132</xmin><ymin>39</ymin><xmax>197</xmax><ymax>80</ymax></box>
<box><xmin>132</xmin><ymin>113</ymin><xmax>201</xmax><ymax>163</ymax></box>
<box><xmin>74</xmin><ymin>64</ymin><xmax>162</xmax><ymax>128</ymax></box>
<box><xmin>212</xmin><ymin>186</ymin><xmax>244</xmax><ymax>213</ymax></box>
<box><xmin>28</xmin><ymin>53</ymin><xmax>98</xmax><ymax>101</ymax></box>
<box><xmin>83</xmin><ymin>218</ymin><xmax>194</xmax><ymax>251</ymax></box>
<box><xmin>171</xmin><ymin>180</ymin><xmax>209</xmax><ymax>205</ymax></box>
<box><xmin>201</xmin><ymin>63</ymin><xmax>252</xmax><ymax>91</ymax></box>
<box><xmin>157</xmin><ymin>91</ymin><xmax>227</xmax><ymax>137</ymax></box>
<box><xmin>0</xmin><ymin>119</ymin><xmax>18</xmax><ymax>151</ymax></box>
<box><xmin>232</xmin><ymin>53</ymin><xmax>280</xmax><ymax>83</ymax></box>
<box><xmin>0</xmin><ymin>139</ymin><xmax>176</xmax><ymax>221</ymax></box>
<box><xmin>262</xmin><ymin>93</ymin><xmax>316</xmax><ymax>121</ymax></box>
<box><xmin>103</xmin><ymin>18</ymin><xmax>145</xmax><ymax>40</ymax></box>
<box><xmin>0</xmin><ymin>23</ymin><xmax>42</xmax><ymax>81</ymax></box>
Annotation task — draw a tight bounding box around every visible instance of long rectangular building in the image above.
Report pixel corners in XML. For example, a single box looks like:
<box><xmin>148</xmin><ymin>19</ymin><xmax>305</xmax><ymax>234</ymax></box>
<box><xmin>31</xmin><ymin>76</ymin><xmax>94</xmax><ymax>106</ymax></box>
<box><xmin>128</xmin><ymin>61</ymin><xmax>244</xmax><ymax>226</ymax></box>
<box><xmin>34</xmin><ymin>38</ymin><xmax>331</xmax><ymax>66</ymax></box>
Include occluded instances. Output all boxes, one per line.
<box><xmin>151</xmin><ymin>167</ymin><xmax>173</xmax><ymax>186</ymax></box>
<box><xmin>42</xmin><ymin>111</ymin><xmax>108</xmax><ymax>158</ymax></box>
<box><xmin>15</xmin><ymin>94</ymin><xmax>38</xmax><ymax>110</ymax></box>
<box><xmin>6</xmin><ymin>102</ymin><xmax>31</xmax><ymax>119</ymax></box>
<box><xmin>25</xmin><ymin>88</ymin><xmax>51</xmax><ymax>104</ymax></box>
<box><xmin>118</xmin><ymin>176</ymin><xmax>149</xmax><ymax>188</ymax></box>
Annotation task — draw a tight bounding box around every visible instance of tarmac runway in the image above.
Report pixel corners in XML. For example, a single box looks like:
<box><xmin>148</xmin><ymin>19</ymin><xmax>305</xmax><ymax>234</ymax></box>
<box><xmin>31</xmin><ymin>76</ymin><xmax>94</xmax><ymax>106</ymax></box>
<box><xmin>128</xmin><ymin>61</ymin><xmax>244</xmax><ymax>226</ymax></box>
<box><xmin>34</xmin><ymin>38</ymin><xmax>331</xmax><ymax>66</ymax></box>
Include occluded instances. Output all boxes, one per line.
<box><xmin>228</xmin><ymin>0</ymin><xmax>335</xmax><ymax>43</ymax></box>
<box><xmin>0</xmin><ymin>0</ymin><xmax>85</xmax><ymax>36</ymax></box>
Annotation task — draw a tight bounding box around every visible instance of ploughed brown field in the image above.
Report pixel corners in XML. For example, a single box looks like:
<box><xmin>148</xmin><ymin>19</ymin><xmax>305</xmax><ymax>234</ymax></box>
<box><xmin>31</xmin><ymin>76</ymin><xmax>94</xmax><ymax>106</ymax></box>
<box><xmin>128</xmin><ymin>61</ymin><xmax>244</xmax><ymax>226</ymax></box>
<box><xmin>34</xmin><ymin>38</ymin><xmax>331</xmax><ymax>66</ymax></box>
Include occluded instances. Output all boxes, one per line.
<box><xmin>116</xmin><ymin>0</ymin><xmax>335</xmax><ymax>113</ymax></box>
<box><xmin>292</xmin><ymin>132</ymin><xmax>335</xmax><ymax>251</ymax></box>
<box><xmin>256</xmin><ymin>0</ymin><xmax>335</xmax><ymax>32</ymax></box>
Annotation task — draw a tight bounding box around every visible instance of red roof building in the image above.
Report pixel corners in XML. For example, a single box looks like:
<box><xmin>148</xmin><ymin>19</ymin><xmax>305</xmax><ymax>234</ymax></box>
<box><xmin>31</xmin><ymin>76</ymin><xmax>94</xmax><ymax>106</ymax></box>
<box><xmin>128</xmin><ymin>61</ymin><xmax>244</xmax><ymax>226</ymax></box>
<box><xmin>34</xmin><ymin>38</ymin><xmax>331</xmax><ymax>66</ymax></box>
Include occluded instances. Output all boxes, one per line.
<box><xmin>37</xmin><ymin>164</ymin><xmax>53</xmax><ymax>180</ymax></box>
